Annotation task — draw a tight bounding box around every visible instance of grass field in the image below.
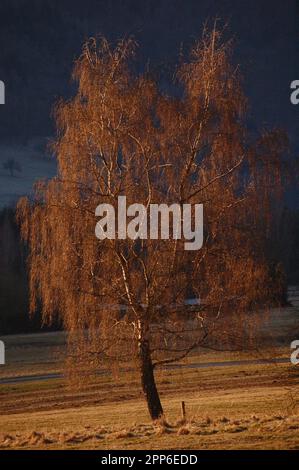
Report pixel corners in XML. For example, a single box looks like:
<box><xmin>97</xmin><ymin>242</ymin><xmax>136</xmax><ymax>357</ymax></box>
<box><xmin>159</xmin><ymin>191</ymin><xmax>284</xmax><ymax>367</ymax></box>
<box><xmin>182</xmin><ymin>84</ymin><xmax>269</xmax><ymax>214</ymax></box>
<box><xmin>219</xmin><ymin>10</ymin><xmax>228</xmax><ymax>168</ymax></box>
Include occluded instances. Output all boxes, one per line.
<box><xmin>0</xmin><ymin>301</ymin><xmax>299</xmax><ymax>450</ymax></box>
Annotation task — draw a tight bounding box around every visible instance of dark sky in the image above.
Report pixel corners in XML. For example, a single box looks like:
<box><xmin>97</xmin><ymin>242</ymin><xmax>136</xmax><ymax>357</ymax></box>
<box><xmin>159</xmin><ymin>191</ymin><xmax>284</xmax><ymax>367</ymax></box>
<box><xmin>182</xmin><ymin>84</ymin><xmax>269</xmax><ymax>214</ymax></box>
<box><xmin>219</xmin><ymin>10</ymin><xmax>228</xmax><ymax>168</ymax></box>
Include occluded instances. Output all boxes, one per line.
<box><xmin>0</xmin><ymin>0</ymin><xmax>298</xmax><ymax>206</ymax></box>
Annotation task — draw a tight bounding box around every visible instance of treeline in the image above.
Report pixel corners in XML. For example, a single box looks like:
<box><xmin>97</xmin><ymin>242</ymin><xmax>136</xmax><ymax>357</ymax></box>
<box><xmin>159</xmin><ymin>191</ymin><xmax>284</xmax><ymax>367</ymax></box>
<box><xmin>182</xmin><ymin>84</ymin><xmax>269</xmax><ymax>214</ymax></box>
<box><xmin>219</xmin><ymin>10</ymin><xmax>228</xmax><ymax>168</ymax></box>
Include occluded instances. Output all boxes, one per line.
<box><xmin>0</xmin><ymin>207</ymin><xmax>61</xmax><ymax>335</ymax></box>
<box><xmin>269</xmin><ymin>206</ymin><xmax>299</xmax><ymax>287</ymax></box>
<box><xmin>288</xmin><ymin>209</ymin><xmax>299</xmax><ymax>284</ymax></box>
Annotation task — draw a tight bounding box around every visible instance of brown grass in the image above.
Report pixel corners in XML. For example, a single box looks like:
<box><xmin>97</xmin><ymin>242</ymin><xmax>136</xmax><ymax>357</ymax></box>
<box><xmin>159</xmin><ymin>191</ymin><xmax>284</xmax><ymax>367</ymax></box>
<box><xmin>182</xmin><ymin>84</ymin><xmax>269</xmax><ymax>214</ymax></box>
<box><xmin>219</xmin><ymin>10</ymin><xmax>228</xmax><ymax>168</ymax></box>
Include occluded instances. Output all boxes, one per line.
<box><xmin>0</xmin><ymin>307</ymin><xmax>298</xmax><ymax>450</ymax></box>
<box><xmin>1</xmin><ymin>412</ymin><xmax>299</xmax><ymax>450</ymax></box>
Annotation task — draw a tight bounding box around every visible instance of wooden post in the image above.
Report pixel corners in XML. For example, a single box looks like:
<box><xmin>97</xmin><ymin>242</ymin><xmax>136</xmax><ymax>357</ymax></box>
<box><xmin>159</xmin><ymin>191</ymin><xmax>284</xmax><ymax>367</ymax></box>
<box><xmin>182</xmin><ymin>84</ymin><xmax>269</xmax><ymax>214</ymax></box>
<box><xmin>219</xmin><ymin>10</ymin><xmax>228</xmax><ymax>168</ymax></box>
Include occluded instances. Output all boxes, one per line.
<box><xmin>181</xmin><ymin>401</ymin><xmax>186</xmax><ymax>421</ymax></box>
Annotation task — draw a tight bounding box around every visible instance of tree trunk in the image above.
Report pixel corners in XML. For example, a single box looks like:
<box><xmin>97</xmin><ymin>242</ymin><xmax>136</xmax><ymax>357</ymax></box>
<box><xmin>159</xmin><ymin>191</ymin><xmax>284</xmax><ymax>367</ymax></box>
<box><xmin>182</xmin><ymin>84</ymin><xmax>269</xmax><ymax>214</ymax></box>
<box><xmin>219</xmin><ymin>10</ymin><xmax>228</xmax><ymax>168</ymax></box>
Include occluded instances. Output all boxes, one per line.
<box><xmin>138</xmin><ymin>337</ymin><xmax>163</xmax><ymax>420</ymax></box>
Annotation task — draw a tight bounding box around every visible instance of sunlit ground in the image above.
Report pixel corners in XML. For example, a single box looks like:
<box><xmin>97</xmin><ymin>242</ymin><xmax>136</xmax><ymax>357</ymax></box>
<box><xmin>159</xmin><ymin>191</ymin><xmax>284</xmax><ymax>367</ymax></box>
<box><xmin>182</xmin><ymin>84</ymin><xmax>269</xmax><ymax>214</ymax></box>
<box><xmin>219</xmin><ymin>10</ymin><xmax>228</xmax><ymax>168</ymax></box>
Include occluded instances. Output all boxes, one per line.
<box><xmin>0</xmin><ymin>291</ymin><xmax>298</xmax><ymax>449</ymax></box>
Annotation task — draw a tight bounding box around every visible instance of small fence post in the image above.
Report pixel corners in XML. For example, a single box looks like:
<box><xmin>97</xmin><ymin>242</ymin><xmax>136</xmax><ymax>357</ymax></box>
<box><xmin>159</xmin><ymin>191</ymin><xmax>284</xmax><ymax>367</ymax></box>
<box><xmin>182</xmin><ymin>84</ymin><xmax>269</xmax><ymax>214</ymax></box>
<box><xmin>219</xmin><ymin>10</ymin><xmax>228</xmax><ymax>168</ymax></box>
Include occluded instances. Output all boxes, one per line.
<box><xmin>181</xmin><ymin>400</ymin><xmax>186</xmax><ymax>421</ymax></box>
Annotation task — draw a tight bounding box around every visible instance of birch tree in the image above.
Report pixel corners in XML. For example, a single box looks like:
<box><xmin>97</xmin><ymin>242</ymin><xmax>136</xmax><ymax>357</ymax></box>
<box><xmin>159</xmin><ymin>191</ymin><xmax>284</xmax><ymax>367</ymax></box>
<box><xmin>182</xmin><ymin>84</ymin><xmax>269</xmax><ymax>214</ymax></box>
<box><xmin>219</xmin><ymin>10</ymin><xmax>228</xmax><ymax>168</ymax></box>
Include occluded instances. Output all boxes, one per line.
<box><xmin>17</xmin><ymin>28</ymin><xmax>288</xmax><ymax>420</ymax></box>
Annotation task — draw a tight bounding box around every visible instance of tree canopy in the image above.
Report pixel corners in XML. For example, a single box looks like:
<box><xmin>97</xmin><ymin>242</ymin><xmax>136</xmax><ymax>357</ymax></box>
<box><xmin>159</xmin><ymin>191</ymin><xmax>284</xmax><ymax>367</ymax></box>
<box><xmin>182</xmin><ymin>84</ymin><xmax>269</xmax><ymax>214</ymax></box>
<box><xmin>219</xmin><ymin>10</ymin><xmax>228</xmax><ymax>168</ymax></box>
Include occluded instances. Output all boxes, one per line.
<box><xmin>17</xmin><ymin>28</ymin><xmax>289</xmax><ymax>419</ymax></box>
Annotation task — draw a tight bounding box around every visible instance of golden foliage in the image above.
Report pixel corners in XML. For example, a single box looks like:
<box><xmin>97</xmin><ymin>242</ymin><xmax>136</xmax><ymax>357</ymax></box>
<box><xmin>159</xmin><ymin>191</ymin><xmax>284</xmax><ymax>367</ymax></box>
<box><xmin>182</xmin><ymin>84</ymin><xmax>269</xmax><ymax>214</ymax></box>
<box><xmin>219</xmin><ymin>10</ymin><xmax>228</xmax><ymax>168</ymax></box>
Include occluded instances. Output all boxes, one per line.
<box><xmin>17</xmin><ymin>28</ymin><xmax>288</xmax><ymax>378</ymax></box>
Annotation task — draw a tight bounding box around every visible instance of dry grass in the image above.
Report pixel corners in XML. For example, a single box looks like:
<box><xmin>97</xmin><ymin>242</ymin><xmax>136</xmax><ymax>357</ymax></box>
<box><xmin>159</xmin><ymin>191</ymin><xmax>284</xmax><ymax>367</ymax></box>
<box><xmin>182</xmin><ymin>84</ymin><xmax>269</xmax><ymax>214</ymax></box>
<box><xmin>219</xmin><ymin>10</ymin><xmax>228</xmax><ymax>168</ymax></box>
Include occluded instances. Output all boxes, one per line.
<box><xmin>1</xmin><ymin>410</ymin><xmax>299</xmax><ymax>450</ymax></box>
<box><xmin>0</xmin><ymin>304</ymin><xmax>298</xmax><ymax>450</ymax></box>
<box><xmin>0</xmin><ymin>360</ymin><xmax>298</xmax><ymax>449</ymax></box>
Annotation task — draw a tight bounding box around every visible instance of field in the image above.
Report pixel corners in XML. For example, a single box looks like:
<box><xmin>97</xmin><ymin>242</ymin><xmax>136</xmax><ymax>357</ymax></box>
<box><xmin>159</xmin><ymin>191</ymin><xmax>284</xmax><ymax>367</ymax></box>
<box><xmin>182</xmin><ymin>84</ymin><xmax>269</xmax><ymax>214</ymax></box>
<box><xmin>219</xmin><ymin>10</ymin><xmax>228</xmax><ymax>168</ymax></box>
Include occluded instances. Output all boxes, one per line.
<box><xmin>0</xmin><ymin>298</ymin><xmax>299</xmax><ymax>450</ymax></box>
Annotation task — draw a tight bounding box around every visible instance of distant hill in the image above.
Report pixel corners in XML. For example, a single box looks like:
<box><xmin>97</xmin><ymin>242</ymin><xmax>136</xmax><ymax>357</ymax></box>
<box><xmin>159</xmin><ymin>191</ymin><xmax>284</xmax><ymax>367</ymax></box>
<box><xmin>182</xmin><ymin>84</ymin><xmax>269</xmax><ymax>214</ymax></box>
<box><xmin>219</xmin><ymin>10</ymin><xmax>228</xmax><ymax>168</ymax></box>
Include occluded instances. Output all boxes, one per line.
<box><xmin>0</xmin><ymin>141</ymin><xmax>56</xmax><ymax>208</ymax></box>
